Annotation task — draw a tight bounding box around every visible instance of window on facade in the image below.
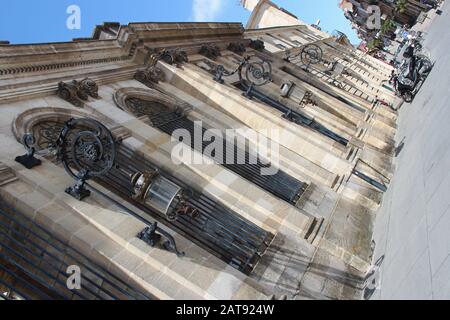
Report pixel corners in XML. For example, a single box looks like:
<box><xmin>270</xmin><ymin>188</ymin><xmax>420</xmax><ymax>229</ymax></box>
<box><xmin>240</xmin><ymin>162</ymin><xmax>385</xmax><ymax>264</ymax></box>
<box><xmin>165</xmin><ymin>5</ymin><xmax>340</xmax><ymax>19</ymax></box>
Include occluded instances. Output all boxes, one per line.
<box><xmin>233</xmin><ymin>80</ymin><xmax>349</xmax><ymax>147</ymax></box>
<box><xmin>15</xmin><ymin>109</ymin><xmax>274</xmax><ymax>275</ymax></box>
<box><xmin>122</xmin><ymin>93</ymin><xmax>309</xmax><ymax>207</ymax></box>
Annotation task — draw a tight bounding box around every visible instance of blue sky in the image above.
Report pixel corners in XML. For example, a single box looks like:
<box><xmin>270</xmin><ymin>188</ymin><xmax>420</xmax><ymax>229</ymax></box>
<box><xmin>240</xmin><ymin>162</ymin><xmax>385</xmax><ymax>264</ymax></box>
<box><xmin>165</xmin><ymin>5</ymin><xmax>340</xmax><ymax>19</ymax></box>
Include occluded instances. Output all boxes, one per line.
<box><xmin>0</xmin><ymin>0</ymin><xmax>359</xmax><ymax>45</ymax></box>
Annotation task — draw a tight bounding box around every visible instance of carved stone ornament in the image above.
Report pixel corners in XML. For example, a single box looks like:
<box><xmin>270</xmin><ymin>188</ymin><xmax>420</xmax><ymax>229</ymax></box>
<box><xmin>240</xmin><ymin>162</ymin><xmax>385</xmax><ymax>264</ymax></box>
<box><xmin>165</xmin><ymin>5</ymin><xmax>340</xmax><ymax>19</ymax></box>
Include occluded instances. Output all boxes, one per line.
<box><xmin>135</xmin><ymin>66</ymin><xmax>166</xmax><ymax>86</ymax></box>
<box><xmin>199</xmin><ymin>44</ymin><xmax>221</xmax><ymax>60</ymax></box>
<box><xmin>227</xmin><ymin>42</ymin><xmax>247</xmax><ymax>55</ymax></box>
<box><xmin>148</xmin><ymin>48</ymin><xmax>189</xmax><ymax>68</ymax></box>
<box><xmin>80</xmin><ymin>78</ymin><xmax>99</xmax><ymax>98</ymax></box>
<box><xmin>57</xmin><ymin>80</ymin><xmax>87</xmax><ymax>107</ymax></box>
<box><xmin>57</xmin><ymin>78</ymin><xmax>99</xmax><ymax>107</ymax></box>
<box><xmin>249</xmin><ymin>39</ymin><xmax>265</xmax><ymax>51</ymax></box>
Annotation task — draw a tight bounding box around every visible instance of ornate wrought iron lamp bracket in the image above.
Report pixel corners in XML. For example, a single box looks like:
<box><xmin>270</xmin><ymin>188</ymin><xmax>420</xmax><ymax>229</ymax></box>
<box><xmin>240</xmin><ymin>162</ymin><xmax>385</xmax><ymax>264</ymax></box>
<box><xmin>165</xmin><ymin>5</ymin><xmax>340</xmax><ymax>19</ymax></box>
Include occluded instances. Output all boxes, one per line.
<box><xmin>212</xmin><ymin>56</ymin><xmax>272</xmax><ymax>99</ymax></box>
<box><xmin>14</xmin><ymin>117</ymin><xmax>185</xmax><ymax>257</ymax></box>
<box><xmin>285</xmin><ymin>44</ymin><xmax>323</xmax><ymax>72</ymax></box>
<box><xmin>53</xmin><ymin>118</ymin><xmax>117</xmax><ymax>201</ymax></box>
<box><xmin>211</xmin><ymin>61</ymin><xmax>242</xmax><ymax>84</ymax></box>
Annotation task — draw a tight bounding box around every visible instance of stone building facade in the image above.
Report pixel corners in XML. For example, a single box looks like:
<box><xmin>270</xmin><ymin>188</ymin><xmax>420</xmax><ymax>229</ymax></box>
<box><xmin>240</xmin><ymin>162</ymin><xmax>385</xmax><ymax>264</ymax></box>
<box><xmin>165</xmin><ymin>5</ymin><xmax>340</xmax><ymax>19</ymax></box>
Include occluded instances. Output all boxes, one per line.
<box><xmin>0</xmin><ymin>2</ymin><xmax>398</xmax><ymax>300</ymax></box>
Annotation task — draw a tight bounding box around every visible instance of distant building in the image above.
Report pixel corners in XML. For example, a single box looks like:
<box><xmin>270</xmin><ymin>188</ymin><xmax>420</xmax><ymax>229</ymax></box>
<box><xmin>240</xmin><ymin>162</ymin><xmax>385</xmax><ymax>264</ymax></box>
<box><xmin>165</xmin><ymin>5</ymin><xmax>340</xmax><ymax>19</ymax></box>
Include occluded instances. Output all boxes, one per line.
<box><xmin>339</xmin><ymin>0</ymin><xmax>433</xmax><ymax>44</ymax></box>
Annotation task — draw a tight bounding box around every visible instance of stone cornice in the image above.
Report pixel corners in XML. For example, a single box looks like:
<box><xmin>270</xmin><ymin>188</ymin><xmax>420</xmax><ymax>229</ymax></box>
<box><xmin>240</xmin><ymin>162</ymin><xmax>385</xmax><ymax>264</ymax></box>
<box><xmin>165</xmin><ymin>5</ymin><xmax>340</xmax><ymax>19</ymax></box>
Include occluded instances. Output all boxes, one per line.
<box><xmin>0</xmin><ymin>22</ymin><xmax>245</xmax><ymax>104</ymax></box>
<box><xmin>0</xmin><ymin>54</ymin><xmax>133</xmax><ymax>77</ymax></box>
<box><xmin>0</xmin><ymin>22</ymin><xmax>244</xmax><ymax>78</ymax></box>
<box><xmin>0</xmin><ymin>67</ymin><xmax>137</xmax><ymax>104</ymax></box>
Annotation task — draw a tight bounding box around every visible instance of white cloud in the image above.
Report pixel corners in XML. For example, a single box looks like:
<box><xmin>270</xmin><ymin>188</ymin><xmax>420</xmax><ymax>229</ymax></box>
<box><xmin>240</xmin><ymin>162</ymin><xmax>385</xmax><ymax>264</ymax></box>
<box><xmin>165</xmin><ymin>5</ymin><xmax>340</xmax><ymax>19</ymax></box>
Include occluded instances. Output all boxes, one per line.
<box><xmin>192</xmin><ymin>0</ymin><xmax>224</xmax><ymax>22</ymax></box>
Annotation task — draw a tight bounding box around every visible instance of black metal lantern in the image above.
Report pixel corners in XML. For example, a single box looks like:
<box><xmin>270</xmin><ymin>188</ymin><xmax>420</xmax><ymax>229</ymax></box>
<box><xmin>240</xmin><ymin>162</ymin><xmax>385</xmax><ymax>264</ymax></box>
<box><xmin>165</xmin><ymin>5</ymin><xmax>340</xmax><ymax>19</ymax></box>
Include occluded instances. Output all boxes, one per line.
<box><xmin>130</xmin><ymin>170</ymin><xmax>198</xmax><ymax>221</ymax></box>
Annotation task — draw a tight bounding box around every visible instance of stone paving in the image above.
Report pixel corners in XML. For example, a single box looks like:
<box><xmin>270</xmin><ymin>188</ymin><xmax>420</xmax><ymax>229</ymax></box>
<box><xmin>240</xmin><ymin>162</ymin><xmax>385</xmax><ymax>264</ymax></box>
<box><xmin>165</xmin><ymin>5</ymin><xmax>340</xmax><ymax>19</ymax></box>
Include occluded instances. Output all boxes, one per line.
<box><xmin>371</xmin><ymin>1</ymin><xmax>450</xmax><ymax>300</ymax></box>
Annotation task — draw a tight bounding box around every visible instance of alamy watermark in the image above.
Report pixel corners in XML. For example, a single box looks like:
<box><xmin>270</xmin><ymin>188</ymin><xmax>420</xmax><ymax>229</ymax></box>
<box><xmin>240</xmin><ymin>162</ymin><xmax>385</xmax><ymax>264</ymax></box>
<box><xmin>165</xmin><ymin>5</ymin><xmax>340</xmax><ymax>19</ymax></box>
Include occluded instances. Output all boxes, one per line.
<box><xmin>66</xmin><ymin>265</ymin><xmax>81</xmax><ymax>290</ymax></box>
<box><xmin>342</xmin><ymin>0</ymin><xmax>384</xmax><ymax>30</ymax></box>
<box><xmin>367</xmin><ymin>5</ymin><xmax>382</xmax><ymax>30</ymax></box>
<box><xmin>170</xmin><ymin>122</ymin><xmax>281</xmax><ymax>176</ymax></box>
<box><xmin>66</xmin><ymin>5</ymin><xmax>81</xmax><ymax>30</ymax></box>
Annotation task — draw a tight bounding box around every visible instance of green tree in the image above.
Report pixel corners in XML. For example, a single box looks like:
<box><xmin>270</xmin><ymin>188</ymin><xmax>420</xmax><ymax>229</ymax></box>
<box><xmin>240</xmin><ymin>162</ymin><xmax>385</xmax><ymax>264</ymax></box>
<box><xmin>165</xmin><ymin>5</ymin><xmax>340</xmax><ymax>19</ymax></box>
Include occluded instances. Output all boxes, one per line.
<box><xmin>381</xmin><ymin>19</ymin><xmax>395</xmax><ymax>34</ymax></box>
<box><xmin>396</xmin><ymin>0</ymin><xmax>407</xmax><ymax>14</ymax></box>
<box><xmin>367</xmin><ymin>38</ymin><xmax>383</xmax><ymax>51</ymax></box>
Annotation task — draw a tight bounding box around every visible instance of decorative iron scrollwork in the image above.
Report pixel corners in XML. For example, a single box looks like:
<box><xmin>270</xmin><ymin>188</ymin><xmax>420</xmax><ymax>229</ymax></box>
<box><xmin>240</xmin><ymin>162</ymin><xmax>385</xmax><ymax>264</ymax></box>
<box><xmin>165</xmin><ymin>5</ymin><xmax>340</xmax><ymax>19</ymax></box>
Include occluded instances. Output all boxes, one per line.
<box><xmin>300</xmin><ymin>44</ymin><xmax>323</xmax><ymax>65</ymax></box>
<box><xmin>148</xmin><ymin>48</ymin><xmax>189</xmax><ymax>68</ymax></box>
<box><xmin>55</xmin><ymin>118</ymin><xmax>116</xmax><ymax>200</ymax></box>
<box><xmin>196</xmin><ymin>59</ymin><xmax>229</xmax><ymax>83</ymax></box>
<box><xmin>241</xmin><ymin>57</ymin><xmax>272</xmax><ymax>88</ymax></box>
<box><xmin>206</xmin><ymin>63</ymin><xmax>232</xmax><ymax>84</ymax></box>
<box><xmin>14</xmin><ymin>115</ymin><xmax>185</xmax><ymax>257</ymax></box>
<box><xmin>57</xmin><ymin>78</ymin><xmax>99</xmax><ymax>107</ymax></box>
<box><xmin>211</xmin><ymin>55</ymin><xmax>272</xmax><ymax>98</ymax></box>
<box><xmin>285</xmin><ymin>44</ymin><xmax>324</xmax><ymax>71</ymax></box>
<box><xmin>199</xmin><ymin>44</ymin><xmax>221</xmax><ymax>60</ymax></box>
<box><xmin>228</xmin><ymin>42</ymin><xmax>247</xmax><ymax>55</ymax></box>
<box><xmin>135</xmin><ymin>66</ymin><xmax>166</xmax><ymax>87</ymax></box>
<box><xmin>249</xmin><ymin>39</ymin><xmax>265</xmax><ymax>51</ymax></box>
